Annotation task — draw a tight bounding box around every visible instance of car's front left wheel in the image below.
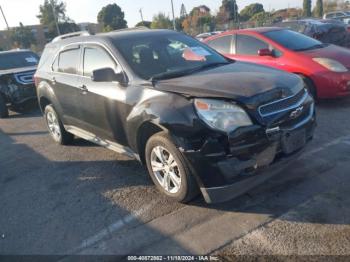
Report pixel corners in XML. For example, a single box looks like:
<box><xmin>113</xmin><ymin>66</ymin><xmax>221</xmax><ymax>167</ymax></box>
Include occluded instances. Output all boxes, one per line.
<box><xmin>145</xmin><ymin>132</ymin><xmax>198</xmax><ymax>203</ymax></box>
<box><xmin>44</xmin><ymin>105</ymin><xmax>73</xmax><ymax>145</ymax></box>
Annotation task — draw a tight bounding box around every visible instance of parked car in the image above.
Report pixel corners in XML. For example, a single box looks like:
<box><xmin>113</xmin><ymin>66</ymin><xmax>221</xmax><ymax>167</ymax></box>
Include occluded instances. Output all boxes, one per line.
<box><xmin>35</xmin><ymin>29</ymin><xmax>315</xmax><ymax>203</ymax></box>
<box><xmin>0</xmin><ymin>49</ymin><xmax>39</xmax><ymax>118</ymax></box>
<box><xmin>323</xmin><ymin>11</ymin><xmax>350</xmax><ymax>24</ymax></box>
<box><xmin>205</xmin><ymin>27</ymin><xmax>350</xmax><ymax>98</ymax></box>
<box><xmin>276</xmin><ymin>19</ymin><xmax>350</xmax><ymax>48</ymax></box>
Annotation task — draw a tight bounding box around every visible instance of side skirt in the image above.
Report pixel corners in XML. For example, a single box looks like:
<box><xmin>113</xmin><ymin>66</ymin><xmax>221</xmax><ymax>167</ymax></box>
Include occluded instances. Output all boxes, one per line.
<box><xmin>65</xmin><ymin>125</ymin><xmax>140</xmax><ymax>161</ymax></box>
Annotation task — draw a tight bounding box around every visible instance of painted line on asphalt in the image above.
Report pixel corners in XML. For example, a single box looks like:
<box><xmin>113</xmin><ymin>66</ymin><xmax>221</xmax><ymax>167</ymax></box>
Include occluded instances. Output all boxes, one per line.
<box><xmin>67</xmin><ymin>199</ymin><xmax>159</xmax><ymax>255</ymax></box>
<box><xmin>301</xmin><ymin>134</ymin><xmax>350</xmax><ymax>159</ymax></box>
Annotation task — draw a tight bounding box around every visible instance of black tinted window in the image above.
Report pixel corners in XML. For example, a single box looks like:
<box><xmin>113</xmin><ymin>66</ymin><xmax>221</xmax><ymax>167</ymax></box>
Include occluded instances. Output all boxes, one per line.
<box><xmin>83</xmin><ymin>47</ymin><xmax>117</xmax><ymax>77</ymax></box>
<box><xmin>0</xmin><ymin>51</ymin><xmax>39</xmax><ymax>70</ymax></box>
<box><xmin>207</xmin><ymin>35</ymin><xmax>232</xmax><ymax>54</ymax></box>
<box><xmin>236</xmin><ymin>35</ymin><xmax>268</xmax><ymax>55</ymax></box>
<box><xmin>58</xmin><ymin>48</ymin><xmax>80</xmax><ymax>74</ymax></box>
<box><xmin>263</xmin><ymin>29</ymin><xmax>323</xmax><ymax>51</ymax></box>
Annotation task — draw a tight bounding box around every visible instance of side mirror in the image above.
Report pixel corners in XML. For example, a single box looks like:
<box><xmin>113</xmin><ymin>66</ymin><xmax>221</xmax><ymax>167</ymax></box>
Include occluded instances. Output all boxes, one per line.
<box><xmin>92</xmin><ymin>67</ymin><xmax>126</xmax><ymax>83</ymax></box>
<box><xmin>258</xmin><ymin>48</ymin><xmax>274</xmax><ymax>57</ymax></box>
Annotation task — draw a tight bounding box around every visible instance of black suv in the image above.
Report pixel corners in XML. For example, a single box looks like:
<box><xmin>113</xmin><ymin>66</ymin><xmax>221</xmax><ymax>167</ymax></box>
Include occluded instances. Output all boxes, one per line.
<box><xmin>0</xmin><ymin>50</ymin><xmax>39</xmax><ymax>118</ymax></box>
<box><xmin>35</xmin><ymin>29</ymin><xmax>316</xmax><ymax>203</ymax></box>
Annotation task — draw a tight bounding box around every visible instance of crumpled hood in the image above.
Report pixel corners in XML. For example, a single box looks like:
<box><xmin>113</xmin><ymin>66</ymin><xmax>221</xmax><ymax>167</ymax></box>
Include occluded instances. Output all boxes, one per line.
<box><xmin>302</xmin><ymin>44</ymin><xmax>350</xmax><ymax>68</ymax></box>
<box><xmin>154</xmin><ymin>62</ymin><xmax>303</xmax><ymax>105</ymax></box>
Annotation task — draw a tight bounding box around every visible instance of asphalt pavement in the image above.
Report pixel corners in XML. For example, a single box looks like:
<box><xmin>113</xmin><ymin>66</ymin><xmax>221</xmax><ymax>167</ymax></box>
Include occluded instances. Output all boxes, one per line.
<box><xmin>1</xmin><ymin>98</ymin><xmax>350</xmax><ymax>257</ymax></box>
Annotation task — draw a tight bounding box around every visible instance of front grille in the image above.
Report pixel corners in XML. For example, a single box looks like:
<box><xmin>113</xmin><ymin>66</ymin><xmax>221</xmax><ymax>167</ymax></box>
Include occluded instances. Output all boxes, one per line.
<box><xmin>14</xmin><ymin>70</ymin><xmax>36</xmax><ymax>85</ymax></box>
<box><xmin>259</xmin><ymin>89</ymin><xmax>307</xmax><ymax>117</ymax></box>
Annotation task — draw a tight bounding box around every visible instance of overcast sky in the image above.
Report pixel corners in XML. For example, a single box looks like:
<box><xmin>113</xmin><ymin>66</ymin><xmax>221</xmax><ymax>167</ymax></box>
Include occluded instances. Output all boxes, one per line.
<box><xmin>0</xmin><ymin>0</ymin><xmax>305</xmax><ymax>30</ymax></box>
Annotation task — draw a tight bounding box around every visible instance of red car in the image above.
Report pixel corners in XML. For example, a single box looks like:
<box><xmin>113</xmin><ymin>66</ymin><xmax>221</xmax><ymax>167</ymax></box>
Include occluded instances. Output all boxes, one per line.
<box><xmin>204</xmin><ymin>27</ymin><xmax>350</xmax><ymax>98</ymax></box>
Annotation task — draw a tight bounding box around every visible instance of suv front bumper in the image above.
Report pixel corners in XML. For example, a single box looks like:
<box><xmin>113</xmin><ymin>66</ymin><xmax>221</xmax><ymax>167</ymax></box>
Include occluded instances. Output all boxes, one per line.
<box><xmin>182</xmin><ymin>101</ymin><xmax>316</xmax><ymax>204</ymax></box>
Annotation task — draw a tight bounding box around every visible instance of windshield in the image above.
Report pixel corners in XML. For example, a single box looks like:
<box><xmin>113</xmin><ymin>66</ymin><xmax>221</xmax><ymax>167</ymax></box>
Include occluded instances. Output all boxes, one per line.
<box><xmin>0</xmin><ymin>51</ymin><xmax>39</xmax><ymax>70</ymax></box>
<box><xmin>112</xmin><ymin>33</ymin><xmax>229</xmax><ymax>80</ymax></box>
<box><xmin>263</xmin><ymin>29</ymin><xmax>326</xmax><ymax>51</ymax></box>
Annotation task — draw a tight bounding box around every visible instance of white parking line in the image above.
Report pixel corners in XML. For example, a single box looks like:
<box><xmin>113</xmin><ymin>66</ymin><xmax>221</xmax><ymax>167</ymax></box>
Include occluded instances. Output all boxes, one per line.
<box><xmin>68</xmin><ymin>200</ymin><xmax>158</xmax><ymax>255</ymax></box>
<box><xmin>301</xmin><ymin>134</ymin><xmax>350</xmax><ymax>158</ymax></box>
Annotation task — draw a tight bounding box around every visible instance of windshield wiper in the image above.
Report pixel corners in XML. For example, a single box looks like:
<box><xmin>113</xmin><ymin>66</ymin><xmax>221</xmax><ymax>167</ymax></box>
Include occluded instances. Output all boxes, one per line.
<box><xmin>150</xmin><ymin>62</ymin><xmax>230</xmax><ymax>82</ymax></box>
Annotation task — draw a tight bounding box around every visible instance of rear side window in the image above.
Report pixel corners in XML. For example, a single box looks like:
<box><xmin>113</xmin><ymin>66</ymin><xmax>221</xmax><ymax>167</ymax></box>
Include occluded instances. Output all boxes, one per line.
<box><xmin>207</xmin><ymin>35</ymin><xmax>232</xmax><ymax>54</ymax></box>
<box><xmin>58</xmin><ymin>48</ymin><xmax>80</xmax><ymax>74</ymax></box>
<box><xmin>83</xmin><ymin>46</ymin><xmax>118</xmax><ymax>77</ymax></box>
<box><xmin>236</xmin><ymin>35</ymin><xmax>268</xmax><ymax>55</ymax></box>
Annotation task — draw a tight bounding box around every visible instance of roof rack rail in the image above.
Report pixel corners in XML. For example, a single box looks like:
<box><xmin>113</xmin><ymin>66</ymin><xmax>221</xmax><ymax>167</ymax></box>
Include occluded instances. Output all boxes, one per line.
<box><xmin>52</xmin><ymin>31</ymin><xmax>90</xmax><ymax>43</ymax></box>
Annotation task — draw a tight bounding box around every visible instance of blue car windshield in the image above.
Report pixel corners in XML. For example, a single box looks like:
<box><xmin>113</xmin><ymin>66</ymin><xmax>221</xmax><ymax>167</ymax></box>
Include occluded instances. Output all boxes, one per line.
<box><xmin>0</xmin><ymin>51</ymin><xmax>39</xmax><ymax>70</ymax></box>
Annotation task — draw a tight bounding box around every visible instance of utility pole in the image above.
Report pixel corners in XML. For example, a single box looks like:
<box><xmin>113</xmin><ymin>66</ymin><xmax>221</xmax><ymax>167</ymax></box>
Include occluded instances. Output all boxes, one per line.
<box><xmin>50</xmin><ymin>0</ymin><xmax>61</xmax><ymax>35</ymax></box>
<box><xmin>0</xmin><ymin>5</ymin><xmax>9</xmax><ymax>30</ymax></box>
<box><xmin>170</xmin><ymin>0</ymin><xmax>176</xmax><ymax>30</ymax></box>
<box><xmin>139</xmin><ymin>8</ymin><xmax>144</xmax><ymax>23</ymax></box>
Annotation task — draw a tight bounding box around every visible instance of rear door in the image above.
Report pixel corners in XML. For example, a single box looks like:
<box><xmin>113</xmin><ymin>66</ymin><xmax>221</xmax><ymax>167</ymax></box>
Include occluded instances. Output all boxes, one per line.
<box><xmin>206</xmin><ymin>35</ymin><xmax>234</xmax><ymax>57</ymax></box>
<box><xmin>76</xmin><ymin>44</ymin><xmax>128</xmax><ymax>143</ymax></box>
<box><xmin>51</xmin><ymin>45</ymin><xmax>83</xmax><ymax>127</ymax></box>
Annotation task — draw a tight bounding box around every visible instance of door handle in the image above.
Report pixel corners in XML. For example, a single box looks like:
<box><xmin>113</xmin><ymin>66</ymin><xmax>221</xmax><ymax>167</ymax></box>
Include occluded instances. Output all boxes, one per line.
<box><xmin>77</xmin><ymin>85</ymin><xmax>88</xmax><ymax>93</ymax></box>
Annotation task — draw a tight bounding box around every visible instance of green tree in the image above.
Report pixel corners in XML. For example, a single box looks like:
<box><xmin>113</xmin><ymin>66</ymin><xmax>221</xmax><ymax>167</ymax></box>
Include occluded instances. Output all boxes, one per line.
<box><xmin>303</xmin><ymin>0</ymin><xmax>312</xmax><ymax>17</ymax></box>
<box><xmin>314</xmin><ymin>0</ymin><xmax>324</xmax><ymax>17</ymax></box>
<box><xmin>216</xmin><ymin>0</ymin><xmax>239</xmax><ymax>30</ymax></box>
<box><xmin>240</xmin><ymin>3</ymin><xmax>265</xmax><ymax>22</ymax></box>
<box><xmin>150</xmin><ymin>13</ymin><xmax>172</xmax><ymax>29</ymax></box>
<box><xmin>97</xmin><ymin>4</ymin><xmax>127</xmax><ymax>32</ymax></box>
<box><xmin>37</xmin><ymin>0</ymin><xmax>78</xmax><ymax>39</ymax></box>
<box><xmin>250</xmin><ymin>12</ymin><xmax>271</xmax><ymax>27</ymax></box>
<box><xmin>10</xmin><ymin>22</ymin><xmax>36</xmax><ymax>49</ymax></box>
<box><xmin>135</xmin><ymin>21</ymin><xmax>152</xmax><ymax>28</ymax></box>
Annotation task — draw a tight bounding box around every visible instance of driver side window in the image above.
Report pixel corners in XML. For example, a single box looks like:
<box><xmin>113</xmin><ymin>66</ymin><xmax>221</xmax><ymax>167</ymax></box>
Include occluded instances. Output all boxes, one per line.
<box><xmin>236</xmin><ymin>34</ymin><xmax>269</xmax><ymax>55</ymax></box>
<box><xmin>83</xmin><ymin>46</ymin><xmax>118</xmax><ymax>77</ymax></box>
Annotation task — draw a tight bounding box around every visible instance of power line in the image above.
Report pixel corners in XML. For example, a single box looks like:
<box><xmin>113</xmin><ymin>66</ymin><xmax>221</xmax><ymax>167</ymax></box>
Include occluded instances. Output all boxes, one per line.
<box><xmin>0</xmin><ymin>5</ymin><xmax>9</xmax><ymax>30</ymax></box>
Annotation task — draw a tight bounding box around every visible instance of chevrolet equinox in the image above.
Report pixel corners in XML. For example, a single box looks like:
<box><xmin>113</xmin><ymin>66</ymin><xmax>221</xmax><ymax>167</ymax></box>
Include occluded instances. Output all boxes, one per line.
<box><xmin>35</xmin><ymin>29</ymin><xmax>316</xmax><ymax>203</ymax></box>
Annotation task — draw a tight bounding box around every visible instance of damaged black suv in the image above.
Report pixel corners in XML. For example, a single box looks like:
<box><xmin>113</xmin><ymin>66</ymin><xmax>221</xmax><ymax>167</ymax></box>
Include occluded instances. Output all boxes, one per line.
<box><xmin>0</xmin><ymin>50</ymin><xmax>39</xmax><ymax>118</ymax></box>
<box><xmin>35</xmin><ymin>29</ymin><xmax>316</xmax><ymax>203</ymax></box>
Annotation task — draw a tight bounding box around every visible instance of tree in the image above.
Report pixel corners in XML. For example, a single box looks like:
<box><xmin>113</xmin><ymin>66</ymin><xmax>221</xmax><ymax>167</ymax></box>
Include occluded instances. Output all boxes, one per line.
<box><xmin>37</xmin><ymin>0</ymin><xmax>78</xmax><ymax>39</ymax></box>
<box><xmin>10</xmin><ymin>23</ymin><xmax>36</xmax><ymax>49</ymax></box>
<box><xmin>240</xmin><ymin>3</ymin><xmax>265</xmax><ymax>22</ymax></box>
<box><xmin>314</xmin><ymin>0</ymin><xmax>324</xmax><ymax>17</ymax></box>
<box><xmin>303</xmin><ymin>0</ymin><xmax>312</xmax><ymax>17</ymax></box>
<box><xmin>150</xmin><ymin>13</ymin><xmax>172</xmax><ymax>29</ymax></box>
<box><xmin>97</xmin><ymin>4</ymin><xmax>127</xmax><ymax>32</ymax></box>
<box><xmin>250</xmin><ymin>12</ymin><xmax>271</xmax><ymax>27</ymax></box>
<box><xmin>216</xmin><ymin>0</ymin><xmax>239</xmax><ymax>30</ymax></box>
<box><xmin>135</xmin><ymin>21</ymin><xmax>152</xmax><ymax>28</ymax></box>
<box><xmin>182</xmin><ymin>6</ymin><xmax>214</xmax><ymax>35</ymax></box>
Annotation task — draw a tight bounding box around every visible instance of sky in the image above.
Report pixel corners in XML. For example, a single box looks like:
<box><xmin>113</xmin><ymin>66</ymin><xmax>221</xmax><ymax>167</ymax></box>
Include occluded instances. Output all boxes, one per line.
<box><xmin>0</xmin><ymin>0</ymin><xmax>305</xmax><ymax>30</ymax></box>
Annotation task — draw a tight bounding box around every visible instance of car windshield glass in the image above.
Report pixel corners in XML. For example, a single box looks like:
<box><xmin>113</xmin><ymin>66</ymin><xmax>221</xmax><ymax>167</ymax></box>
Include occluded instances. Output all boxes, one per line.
<box><xmin>263</xmin><ymin>29</ymin><xmax>326</xmax><ymax>51</ymax></box>
<box><xmin>112</xmin><ymin>32</ymin><xmax>229</xmax><ymax>80</ymax></box>
<box><xmin>0</xmin><ymin>51</ymin><xmax>39</xmax><ymax>70</ymax></box>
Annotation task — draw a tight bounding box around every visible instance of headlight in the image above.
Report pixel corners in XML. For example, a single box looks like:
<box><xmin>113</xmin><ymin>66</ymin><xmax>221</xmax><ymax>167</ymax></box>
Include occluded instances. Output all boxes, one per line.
<box><xmin>194</xmin><ymin>99</ymin><xmax>252</xmax><ymax>132</ymax></box>
<box><xmin>313</xmin><ymin>58</ymin><xmax>348</xmax><ymax>72</ymax></box>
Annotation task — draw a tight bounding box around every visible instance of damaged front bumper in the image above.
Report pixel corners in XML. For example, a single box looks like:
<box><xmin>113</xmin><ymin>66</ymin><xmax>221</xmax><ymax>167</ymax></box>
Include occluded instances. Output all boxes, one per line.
<box><xmin>182</xmin><ymin>101</ymin><xmax>316</xmax><ymax>204</ymax></box>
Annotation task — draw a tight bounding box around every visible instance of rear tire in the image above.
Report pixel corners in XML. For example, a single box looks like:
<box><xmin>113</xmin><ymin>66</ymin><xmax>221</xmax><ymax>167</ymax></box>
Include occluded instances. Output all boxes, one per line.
<box><xmin>145</xmin><ymin>132</ymin><xmax>199</xmax><ymax>203</ymax></box>
<box><xmin>0</xmin><ymin>95</ymin><xmax>9</xmax><ymax>118</ymax></box>
<box><xmin>44</xmin><ymin>105</ymin><xmax>73</xmax><ymax>145</ymax></box>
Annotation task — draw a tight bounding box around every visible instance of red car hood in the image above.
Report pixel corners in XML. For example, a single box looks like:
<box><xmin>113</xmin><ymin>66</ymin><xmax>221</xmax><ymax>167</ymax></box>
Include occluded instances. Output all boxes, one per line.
<box><xmin>301</xmin><ymin>44</ymin><xmax>350</xmax><ymax>68</ymax></box>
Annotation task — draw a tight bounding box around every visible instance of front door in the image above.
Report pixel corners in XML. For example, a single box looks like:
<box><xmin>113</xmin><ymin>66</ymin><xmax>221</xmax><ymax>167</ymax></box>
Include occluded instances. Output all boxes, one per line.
<box><xmin>76</xmin><ymin>44</ymin><xmax>128</xmax><ymax>144</ymax></box>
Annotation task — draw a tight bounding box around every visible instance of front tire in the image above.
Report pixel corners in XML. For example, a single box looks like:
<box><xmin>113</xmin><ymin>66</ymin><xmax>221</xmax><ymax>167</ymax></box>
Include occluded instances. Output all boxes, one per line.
<box><xmin>0</xmin><ymin>95</ymin><xmax>9</xmax><ymax>118</ymax></box>
<box><xmin>145</xmin><ymin>132</ymin><xmax>198</xmax><ymax>203</ymax></box>
<box><xmin>300</xmin><ymin>75</ymin><xmax>317</xmax><ymax>100</ymax></box>
<box><xmin>44</xmin><ymin>105</ymin><xmax>73</xmax><ymax>145</ymax></box>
